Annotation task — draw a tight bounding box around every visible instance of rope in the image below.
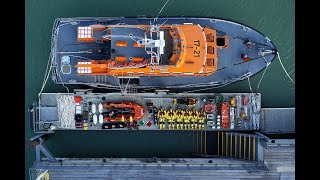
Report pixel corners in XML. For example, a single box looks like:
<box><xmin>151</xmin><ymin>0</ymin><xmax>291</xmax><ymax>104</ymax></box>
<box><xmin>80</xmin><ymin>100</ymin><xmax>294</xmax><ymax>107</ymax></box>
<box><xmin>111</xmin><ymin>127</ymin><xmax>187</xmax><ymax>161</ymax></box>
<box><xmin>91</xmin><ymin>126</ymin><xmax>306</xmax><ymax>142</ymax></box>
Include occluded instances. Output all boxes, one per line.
<box><xmin>155</xmin><ymin>0</ymin><xmax>170</xmax><ymax>22</ymax></box>
<box><xmin>56</xmin><ymin>49</ymin><xmax>93</xmax><ymax>54</ymax></box>
<box><xmin>56</xmin><ymin>95</ymin><xmax>75</xmax><ymax>129</ymax></box>
<box><xmin>129</xmin><ymin>35</ymin><xmax>140</xmax><ymax>43</ymax></box>
<box><xmin>42</xmin><ymin>53</ymin><xmax>51</xmax><ymax>84</ymax></box>
<box><xmin>160</xmin><ymin>18</ymin><xmax>169</xmax><ymax>27</ymax></box>
<box><xmin>39</xmin><ymin>51</ymin><xmax>56</xmax><ymax>98</ymax></box>
<box><xmin>179</xmin><ymin>72</ymin><xmax>251</xmax><ymax>94</ymax></box>
<box><xmin>58</xmin><ymin>68</ymin><xmax>70</xmax><ymax>94</ymax></box>
<box><xmin>247</xmin><ymin>76</ymin><xmax>254</xmax><ymax>93</ymax></box>
<box><xmin>123</xmin><ymin>78</ymin><xmax>131</xmax><ymax>93</ymax></box>
<box><xmin>179</xmin><ymin>81</ymin><xmax>234</xmax><ymax>94</ymax></box>
<box><xmin>67</xmin><ymin>55</ymin><xmax>93</xmax><ymax>60</ymax></box>
<box><xmin>277</xmin><ymin>52</ymin><xmax>295</xmax><ymax>85</ymax></box>
<box><xmin>113</xmin><ymin>76</ymin><xmax>125</xmax><ymax>94</ymax></box>
<box><xmin>38</xmin><ymin>19</ymin><xmax>72</xmax><ymax>99</ymax></box>
<box><xmin>40</xmin><ymin>62</ymin><xmax>68</xmax><ymax>96</ymax></box>
<box><xmin>257</xmin><ymin>57</ymin><xmax>271</xmax><ymax>91</ymax></box>
<box><xmin>38</xmin><ymin>60</ymin><xmax>53</xmax><ymax>98</ymax></box>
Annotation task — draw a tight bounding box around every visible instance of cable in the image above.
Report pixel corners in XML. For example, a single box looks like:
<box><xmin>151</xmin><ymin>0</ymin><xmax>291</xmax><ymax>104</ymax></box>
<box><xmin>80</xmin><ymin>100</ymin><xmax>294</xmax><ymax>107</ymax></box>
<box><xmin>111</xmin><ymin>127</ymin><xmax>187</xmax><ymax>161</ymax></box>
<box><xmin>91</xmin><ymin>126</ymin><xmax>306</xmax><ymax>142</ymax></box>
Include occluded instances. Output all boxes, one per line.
<box><xmin>159</xmin><ymin>18</ymin><xmax>169</xmax><ymax>27</ymax></box>
<box><xmin>58</xmin><ymin>68</ymin><xmax>70</xmax><ymax>94</ymax></box>
<box><xmin>247</xmin><ymin>76</ymin><xmax>254</xmax><ymax>93</ymax></box>
<box><xmin>178</xmin><ymin>81</ymin><xmax>234</xmax><ymax>94</ymax></box>
<box><xmin>277</xmin><ymin>52</ymin><xmax>295</xmax><ymax>85</ymax></box>
<box><xmin>42</xmin><ymin>53</ymin><xmax>51</xmax><ymax>84</ymax></box>
<box><xmin>66</xmin><ymin>55</ymin><xmax>93</xmax><ymax>60</ymax></box>
<box><xmin>38</xmin><ymin>64</ymin><xmax>53</xmax><ymax>98</ymax></box>
<box><xmin>178</xmin><ymin>72</ymin><xmax>252</xmax><ymax>94</ymax></box>
<box><xmin>56</xmin><ymin>50</ymin><xmax>93</xmax><ymax>54</ymax></box>
<box><xmin>124</xmin><ymin>78</ymin><xmax>131</xmax><ymax>93</ymax></box>
<box><xmin>257</xmin><ymin>57</ymin><xmax>271</xmax><ymax>91</ymax></box>
<box><xmin>154</xmin><ymin>0</ymin><xmax>170</xmax><ymax>22</ymax></box>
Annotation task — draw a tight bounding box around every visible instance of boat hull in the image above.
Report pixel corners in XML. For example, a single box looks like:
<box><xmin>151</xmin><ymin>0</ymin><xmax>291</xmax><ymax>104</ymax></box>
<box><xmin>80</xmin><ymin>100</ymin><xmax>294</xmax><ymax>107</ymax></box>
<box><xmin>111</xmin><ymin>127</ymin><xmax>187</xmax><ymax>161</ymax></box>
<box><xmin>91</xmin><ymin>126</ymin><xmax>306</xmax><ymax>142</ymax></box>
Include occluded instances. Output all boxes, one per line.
<box><xmin>51</xmin><ymin>17</ymin><xmax>276</xmax><ymax>89</ymax></box>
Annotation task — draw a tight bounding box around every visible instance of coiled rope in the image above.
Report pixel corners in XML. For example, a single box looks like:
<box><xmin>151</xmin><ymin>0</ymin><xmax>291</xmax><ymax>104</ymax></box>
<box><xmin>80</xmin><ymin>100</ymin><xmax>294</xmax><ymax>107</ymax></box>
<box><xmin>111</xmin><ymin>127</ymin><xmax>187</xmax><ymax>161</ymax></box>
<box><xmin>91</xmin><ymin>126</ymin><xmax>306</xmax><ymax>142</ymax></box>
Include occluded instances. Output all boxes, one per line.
<box><xmin>56</xmin><ymin>95</ymin><xmax>75</xmax><ymax>129</ymax></box>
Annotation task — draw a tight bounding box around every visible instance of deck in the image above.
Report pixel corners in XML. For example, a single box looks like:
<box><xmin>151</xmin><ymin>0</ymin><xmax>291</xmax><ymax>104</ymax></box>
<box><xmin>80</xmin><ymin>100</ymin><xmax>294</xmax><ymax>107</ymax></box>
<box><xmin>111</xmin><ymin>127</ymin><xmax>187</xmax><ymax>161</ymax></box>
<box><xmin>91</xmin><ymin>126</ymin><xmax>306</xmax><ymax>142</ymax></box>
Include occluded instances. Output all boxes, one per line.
<box><xmin>32</xmin><ymin>92</ymin><xmax>261</xmax><ymax>133</ymax></box>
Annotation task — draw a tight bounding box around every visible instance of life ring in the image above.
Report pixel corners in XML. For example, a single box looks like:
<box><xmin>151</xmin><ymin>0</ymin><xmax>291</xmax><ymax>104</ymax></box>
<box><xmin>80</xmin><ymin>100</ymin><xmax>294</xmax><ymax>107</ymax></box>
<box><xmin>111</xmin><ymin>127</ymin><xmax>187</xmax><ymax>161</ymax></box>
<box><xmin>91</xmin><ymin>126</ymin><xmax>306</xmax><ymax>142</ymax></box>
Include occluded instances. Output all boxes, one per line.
<box><xmin>204</xmin><ymin>104</ymin><xmax>214</xmax><ymax>113</ymax></box>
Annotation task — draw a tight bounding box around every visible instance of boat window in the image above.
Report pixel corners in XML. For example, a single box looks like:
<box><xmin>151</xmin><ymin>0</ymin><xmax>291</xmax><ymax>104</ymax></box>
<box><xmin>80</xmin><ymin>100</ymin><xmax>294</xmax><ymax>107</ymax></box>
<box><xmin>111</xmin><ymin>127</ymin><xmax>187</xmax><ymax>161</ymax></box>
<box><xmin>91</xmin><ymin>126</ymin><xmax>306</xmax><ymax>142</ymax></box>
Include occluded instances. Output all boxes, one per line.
<box><xmin>206</xmin><ymin>58</ymin><xmax>215</xmax><ymax>66</ymax></box>
<box><xmin>207</xmin><ymin>47</ymin><xmax>215</xmax><ymax>54</ymax></box>
<box><xmin>206</xmin><ymin>34</ymin><xmax>214</xmax><ymax>42</ymax></box>
<box><xmin>217</xmin><ymin>38</ymin><xmax>226</xmax><ymax>46</ymax></box>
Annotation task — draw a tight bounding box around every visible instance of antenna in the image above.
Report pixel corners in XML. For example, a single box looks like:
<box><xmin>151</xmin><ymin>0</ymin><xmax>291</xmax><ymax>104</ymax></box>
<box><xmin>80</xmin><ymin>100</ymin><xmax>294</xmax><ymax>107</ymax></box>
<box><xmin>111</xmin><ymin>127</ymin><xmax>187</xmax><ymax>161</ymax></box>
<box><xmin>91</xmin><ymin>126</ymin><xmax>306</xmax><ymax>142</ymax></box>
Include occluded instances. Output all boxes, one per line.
<box><xmin>154</xmin><ymin>0</ymin><xmax>170</xmax><ymax>24</ymax></box>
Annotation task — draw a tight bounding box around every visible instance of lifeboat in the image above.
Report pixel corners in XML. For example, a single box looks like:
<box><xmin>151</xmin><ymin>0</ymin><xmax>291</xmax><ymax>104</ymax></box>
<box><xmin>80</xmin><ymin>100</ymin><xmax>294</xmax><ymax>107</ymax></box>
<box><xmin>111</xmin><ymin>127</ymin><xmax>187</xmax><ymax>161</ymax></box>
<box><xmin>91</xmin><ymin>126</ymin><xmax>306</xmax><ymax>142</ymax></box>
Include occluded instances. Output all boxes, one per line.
<box><xmin>52</xmin><ymin>17</ymin><xmax>277</xmax><ymax>88</ymax></box>
<box><xmin>221</xmin><ymin>102</ymin><xmax>230</xmax><ymax>128</ymax></box>
<box><xmin>102</xmin><ymin>102</ymin><xmax>146</xmax><ymax>122</ymax></box>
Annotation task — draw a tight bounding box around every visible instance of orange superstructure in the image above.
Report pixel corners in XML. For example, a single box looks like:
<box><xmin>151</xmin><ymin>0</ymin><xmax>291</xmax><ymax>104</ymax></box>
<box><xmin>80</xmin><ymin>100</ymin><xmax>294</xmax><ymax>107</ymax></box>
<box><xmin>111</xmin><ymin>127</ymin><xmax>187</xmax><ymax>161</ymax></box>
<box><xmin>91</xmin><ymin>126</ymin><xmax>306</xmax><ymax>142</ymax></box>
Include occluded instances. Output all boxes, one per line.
<box><xmin>75</xmin><ymin>24</ymin><xmax>228</xmax><ymax>77</ymax></box>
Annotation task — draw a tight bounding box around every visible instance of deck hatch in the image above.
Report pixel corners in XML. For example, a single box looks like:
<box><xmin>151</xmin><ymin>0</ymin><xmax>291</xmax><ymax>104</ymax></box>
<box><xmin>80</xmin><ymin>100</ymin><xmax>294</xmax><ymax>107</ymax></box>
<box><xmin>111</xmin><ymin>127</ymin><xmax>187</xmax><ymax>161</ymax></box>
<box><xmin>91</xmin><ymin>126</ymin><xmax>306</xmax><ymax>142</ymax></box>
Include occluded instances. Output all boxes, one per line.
<box><xmin>217</xmin><ymin>37</ymin><xmax>226</xmax><ymax>47</ymax></box>
<box><xmin>61</xmin><ymin>56</ymin><xmax>71</xmax><ymax>74</ymax></box>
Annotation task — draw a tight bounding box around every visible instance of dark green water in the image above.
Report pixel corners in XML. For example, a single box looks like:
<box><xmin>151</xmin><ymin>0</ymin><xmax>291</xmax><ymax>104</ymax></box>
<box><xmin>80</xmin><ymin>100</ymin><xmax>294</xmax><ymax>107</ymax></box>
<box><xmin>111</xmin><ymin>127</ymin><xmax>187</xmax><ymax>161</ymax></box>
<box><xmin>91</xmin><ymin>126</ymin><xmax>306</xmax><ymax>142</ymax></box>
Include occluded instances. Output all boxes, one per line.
<box><xmin>25</xmin><ymin>0</ymin><xmax>295</xmax><ymax>178</ymax></box>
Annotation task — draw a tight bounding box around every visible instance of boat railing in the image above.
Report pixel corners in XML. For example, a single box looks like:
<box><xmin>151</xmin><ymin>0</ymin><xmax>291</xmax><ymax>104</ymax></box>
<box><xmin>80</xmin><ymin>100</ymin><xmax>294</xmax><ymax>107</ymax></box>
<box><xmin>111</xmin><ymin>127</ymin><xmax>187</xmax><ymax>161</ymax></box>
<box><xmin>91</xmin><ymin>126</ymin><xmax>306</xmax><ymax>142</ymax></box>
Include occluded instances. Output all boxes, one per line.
<box><xmin>30</xmin><ymin>101</ymin><xmax>56</xmax><ymax>134</ymax></box>
<box><xmin>50</xmin><ymin>19</ymin><xmax>60</xmax><ymax>83</ymax></box>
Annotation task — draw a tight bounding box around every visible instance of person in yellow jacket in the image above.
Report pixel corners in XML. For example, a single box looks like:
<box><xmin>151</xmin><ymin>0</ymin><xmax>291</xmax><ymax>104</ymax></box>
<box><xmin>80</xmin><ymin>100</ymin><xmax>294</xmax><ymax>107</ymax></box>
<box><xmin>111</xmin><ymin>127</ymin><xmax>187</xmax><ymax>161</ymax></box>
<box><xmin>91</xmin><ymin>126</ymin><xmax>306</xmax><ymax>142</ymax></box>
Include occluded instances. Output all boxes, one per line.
<box><xmin>166</xmin><ymin>108</ymin><xmax>175</xmax><ymax>129</ymax></box>
<box><xmin>183</xmin><ymin>109</ymin><xmax>191</xmax><ymax>129</ymax></box>
<box><xmin>158</xmin><ymin>107</ymin><xmax>166</xmax><ymax>130</ymax></box>
<box><xmin>180</xmin><ymin>109</ymin><xmax>185</xmax><ymax>129</ymax></box>
<box><xmin>175</xmin><ymin>107</ymin><xmax>183</xmax><ymax>130</ymax></box>
<box><xmin>198</xmin><ymin>108</ymin><xmax>206</xmax><ymax>129</ymax></box>
<box><xmin>190</xmin><ymin>108</ymin><xmax>198</xmax><ymax>129</ymax></box>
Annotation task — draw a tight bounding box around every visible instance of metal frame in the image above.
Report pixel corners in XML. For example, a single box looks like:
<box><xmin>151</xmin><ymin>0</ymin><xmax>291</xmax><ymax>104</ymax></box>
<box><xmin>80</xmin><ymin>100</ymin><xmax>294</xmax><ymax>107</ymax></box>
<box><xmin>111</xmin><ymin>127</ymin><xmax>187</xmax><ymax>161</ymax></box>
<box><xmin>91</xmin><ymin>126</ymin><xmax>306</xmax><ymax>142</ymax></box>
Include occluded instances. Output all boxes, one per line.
<box><xmin>30</xmin><ymin>134</ymin><xmax>56</xmax><ymax>162</ymax></box>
